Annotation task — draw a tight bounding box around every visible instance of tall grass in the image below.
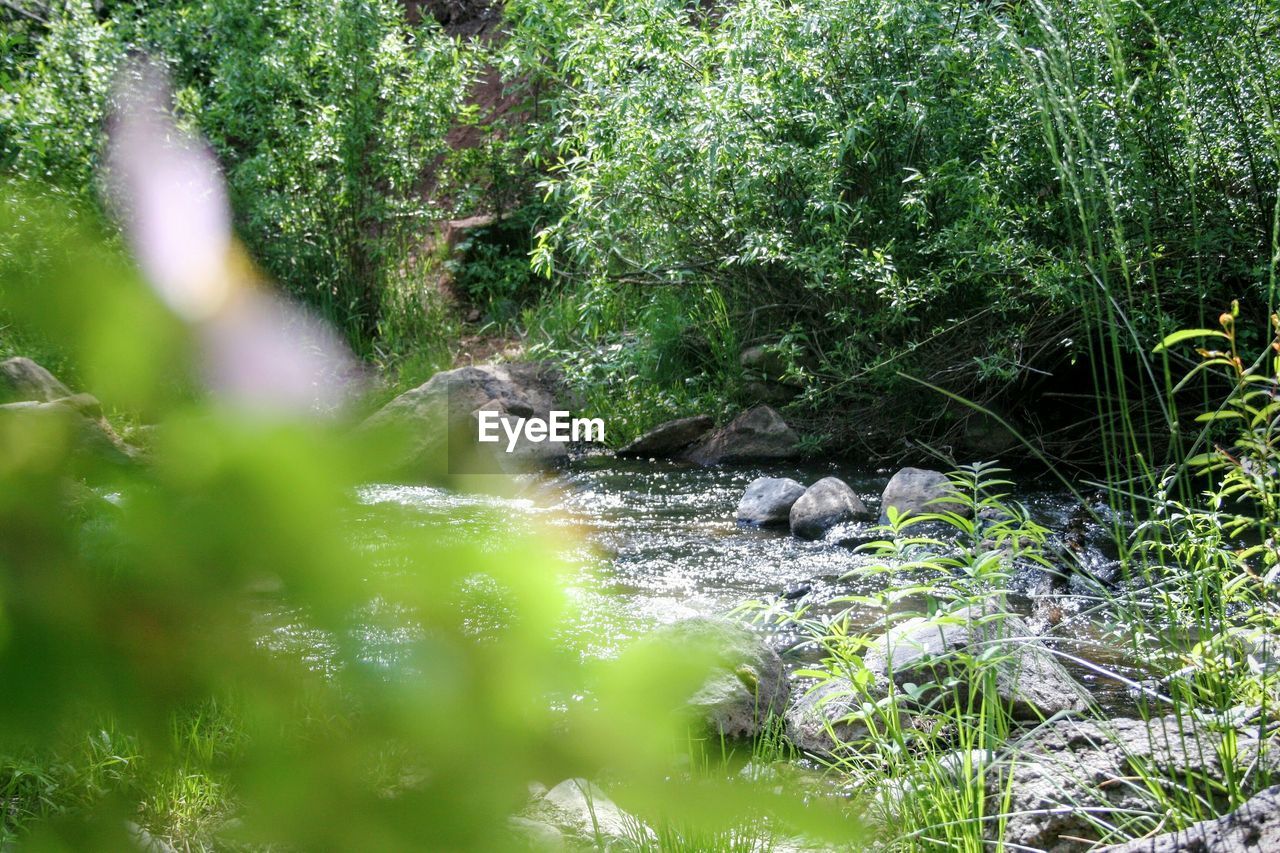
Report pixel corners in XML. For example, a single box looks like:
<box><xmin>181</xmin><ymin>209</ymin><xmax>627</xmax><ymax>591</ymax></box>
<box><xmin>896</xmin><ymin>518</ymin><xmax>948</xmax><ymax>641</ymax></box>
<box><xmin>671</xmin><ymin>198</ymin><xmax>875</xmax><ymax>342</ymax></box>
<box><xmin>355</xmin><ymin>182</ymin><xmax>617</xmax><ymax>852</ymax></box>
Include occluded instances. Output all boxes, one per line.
<box><xmin>1017</xmin><ymin>0</ymin><xmax>1280</xmax><ymax>829</ymax></box>
<box><xmin>759</xmin><ymin>458</ymin><xmax>1278</xmax><ymax>850</ymax></box>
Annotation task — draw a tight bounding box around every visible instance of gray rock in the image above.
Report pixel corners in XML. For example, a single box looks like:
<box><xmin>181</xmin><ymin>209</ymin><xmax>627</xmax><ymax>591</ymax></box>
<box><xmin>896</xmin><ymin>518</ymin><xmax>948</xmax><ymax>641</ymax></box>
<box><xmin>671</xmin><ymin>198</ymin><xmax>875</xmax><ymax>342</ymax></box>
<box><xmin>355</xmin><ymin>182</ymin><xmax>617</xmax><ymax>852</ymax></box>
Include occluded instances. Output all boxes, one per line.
<box><xmin>740</xmin><ymin>343</ymin><xmax>813</xmax><ymax>383</ymax></box>
<box><xmin>737</xmin><ymin>477</ymin><xmax>807</xmax><ymax>526</ymax></box>
<box><xmin>0</xmin><ymin>356</ymin><xmax>72</xmax><ymax>403</ymax></box>
<box><xmin>535</xmin><ymin>779</ymin><xmax>649</xmax><ymax>845</ymax></box>
<box><xmin>789</xmin><ymin>477</ymin><xmax>870</xmax><ymax>540</ymax></box>
<box><xmin>862</xmin><ymin>604</ymin><xmax>1090</xmax><ymax>719</ymax></box>
<box><xmin>879</xmin><ymin>467</ymin><xmax>970</xmax><ymax>523</ymax></box>
<box><xmin>649</xmin><ymin>618</ymin><xmax>789</xmax><ymax>739</ymax></box>
<box><xmin>616</xmin><ymin>415</ymin><xmax>714</xmax><ymax>458</ymax></box>
<box><xmin>682</xmin><ymin>406</ymin><xmax>799</xmax><ymax>466</ymax></box>
<box><xmin>739</xmin><ymin>344</ymin><xmax>790</xmax><ymax>379</ymax></box>
<box><xmin>989</xmin><ymin>709</ymin><xmax>1280</xmax><ymax>852</ymax></box>
<box><xmin>784</xmin><ymin>678</ymin><xmax>873</xmax><ymax>758</ymax></box>
<box><xmin>126</xmin><ymin>821</ymin><xmax>179</xmax><ymax>853</ymax></box>
<box><xmin>506</xmin><ymin>816</ymin><xmax>565</xmax><ymax>850</ymax></box>
<box><xmin>0</xmin><ymin>393</ymin><xmax>141</xmax><ymax>465</ymax></box>
<box><xmin>360</xmin><ymin>362</ymin><xmax>569</xmax><ymax>477</ymax></box>
<box><xmin>1100</xmin><ymin>784</ymin><xmax>1280</xmax><ymax>852</ymax></box>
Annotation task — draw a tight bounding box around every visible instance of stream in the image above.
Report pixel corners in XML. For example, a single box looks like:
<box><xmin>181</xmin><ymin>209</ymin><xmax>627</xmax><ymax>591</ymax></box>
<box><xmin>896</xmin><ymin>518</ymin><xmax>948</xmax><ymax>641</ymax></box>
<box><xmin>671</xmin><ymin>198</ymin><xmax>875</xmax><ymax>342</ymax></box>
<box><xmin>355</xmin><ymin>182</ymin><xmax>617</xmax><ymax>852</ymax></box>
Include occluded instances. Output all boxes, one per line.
<box><xmin>346</xmin><ymin>454</ymin><xmax>1148</xmax><ymax>714</ymax></box>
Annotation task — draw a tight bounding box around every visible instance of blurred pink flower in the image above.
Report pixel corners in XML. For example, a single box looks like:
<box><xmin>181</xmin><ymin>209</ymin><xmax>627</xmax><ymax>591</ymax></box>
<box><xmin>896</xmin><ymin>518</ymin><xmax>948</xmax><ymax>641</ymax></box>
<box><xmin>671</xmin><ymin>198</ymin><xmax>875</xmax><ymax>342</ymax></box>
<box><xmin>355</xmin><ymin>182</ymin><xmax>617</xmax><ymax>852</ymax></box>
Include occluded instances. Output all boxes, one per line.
<box><xmin>107</xmin><ymin>63</ymin><xmax>359</xmax><ymax>415</ymax></box>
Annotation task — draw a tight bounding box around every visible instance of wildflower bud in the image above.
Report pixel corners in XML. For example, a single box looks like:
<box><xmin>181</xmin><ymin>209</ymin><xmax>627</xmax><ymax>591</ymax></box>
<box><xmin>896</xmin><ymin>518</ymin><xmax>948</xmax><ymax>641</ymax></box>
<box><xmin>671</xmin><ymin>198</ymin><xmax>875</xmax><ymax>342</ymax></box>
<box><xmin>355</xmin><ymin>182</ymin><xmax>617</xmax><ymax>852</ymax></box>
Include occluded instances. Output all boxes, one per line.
<box><xmin>1219</xmin><ymin>312</ymin><xmax>1234</xmax><ymax>328</ymax></box>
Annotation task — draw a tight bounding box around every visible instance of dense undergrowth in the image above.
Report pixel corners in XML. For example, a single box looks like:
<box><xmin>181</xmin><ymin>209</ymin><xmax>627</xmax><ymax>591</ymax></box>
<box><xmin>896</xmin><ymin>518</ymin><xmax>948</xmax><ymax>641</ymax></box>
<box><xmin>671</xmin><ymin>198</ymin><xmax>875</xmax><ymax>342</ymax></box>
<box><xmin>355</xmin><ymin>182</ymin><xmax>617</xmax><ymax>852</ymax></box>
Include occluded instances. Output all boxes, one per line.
<box><xmin>508</xmin><ymin>0</ymin><xmax>1280</xmax><ymax>460</ymax></box>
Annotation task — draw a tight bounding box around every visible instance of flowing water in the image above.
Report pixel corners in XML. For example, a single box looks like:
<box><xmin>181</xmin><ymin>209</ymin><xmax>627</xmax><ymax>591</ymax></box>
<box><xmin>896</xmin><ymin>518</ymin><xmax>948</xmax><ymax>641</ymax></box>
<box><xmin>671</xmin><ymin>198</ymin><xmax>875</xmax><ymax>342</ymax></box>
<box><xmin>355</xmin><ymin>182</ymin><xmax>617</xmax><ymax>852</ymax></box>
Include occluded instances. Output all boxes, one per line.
<box><xmin>349</xmin><ymin>454</ymin><xmax>1147</xmax><ymax>713</ymax></box>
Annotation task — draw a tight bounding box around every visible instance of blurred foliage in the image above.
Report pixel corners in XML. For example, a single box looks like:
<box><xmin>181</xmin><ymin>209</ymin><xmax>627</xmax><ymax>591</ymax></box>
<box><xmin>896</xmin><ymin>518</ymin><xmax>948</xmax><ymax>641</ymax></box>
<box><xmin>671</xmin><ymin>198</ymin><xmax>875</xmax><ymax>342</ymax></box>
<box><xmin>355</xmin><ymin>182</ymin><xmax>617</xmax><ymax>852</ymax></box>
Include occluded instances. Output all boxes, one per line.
<box><xmin>0</xmin><ymin>0</ymin><xmax>470</xmax><ymax>352</ymax></box>
<box><xmin>0</xmin><ymin>183</ymin><xmax>856</xmax><ymax>848</ymax></box>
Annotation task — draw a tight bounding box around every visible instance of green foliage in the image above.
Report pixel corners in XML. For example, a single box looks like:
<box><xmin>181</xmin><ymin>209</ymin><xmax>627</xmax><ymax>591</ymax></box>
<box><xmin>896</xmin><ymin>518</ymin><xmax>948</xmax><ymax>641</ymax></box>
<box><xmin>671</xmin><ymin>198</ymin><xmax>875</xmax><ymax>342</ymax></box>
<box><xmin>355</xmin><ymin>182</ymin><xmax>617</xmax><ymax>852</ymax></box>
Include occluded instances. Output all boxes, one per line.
<box><xmin>504</xmin><ymin>0</ymin><xmax>1280</xmax><ymax>456</ymax></box>
<box><xmin>1</xmin><ymin>0</ymin><xmax>471</xmax><ymax>351</ymax></box>
<box><xmin>526</xmin><ymin>282</ymin><xmax>740</xmax><ymax>443</ymax></box>
<box><xmin>1130</xmin><ymin>311</ymin><xmax>1280</xmax><ymax>717</ymax></box>
<box><xmin>447</xmin><ymin>206</ymin><xmax>555</xmax><ymax>327</ymax></box>
<box><xmin>0</xmin><ymin>0</ymin><xmax>120</xmax><ymax>199</ymax></box>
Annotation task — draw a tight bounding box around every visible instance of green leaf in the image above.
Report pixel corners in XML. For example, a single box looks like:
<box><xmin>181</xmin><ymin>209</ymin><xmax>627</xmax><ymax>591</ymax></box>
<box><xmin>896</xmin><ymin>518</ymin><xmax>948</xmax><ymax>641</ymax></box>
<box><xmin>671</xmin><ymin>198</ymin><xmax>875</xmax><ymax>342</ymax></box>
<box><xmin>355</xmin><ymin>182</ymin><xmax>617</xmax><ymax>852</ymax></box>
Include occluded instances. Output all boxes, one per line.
<box><xmin>1154</xmin><ymin>328</ymin><xmax>1230</xmax><ymax>353</ymax></box>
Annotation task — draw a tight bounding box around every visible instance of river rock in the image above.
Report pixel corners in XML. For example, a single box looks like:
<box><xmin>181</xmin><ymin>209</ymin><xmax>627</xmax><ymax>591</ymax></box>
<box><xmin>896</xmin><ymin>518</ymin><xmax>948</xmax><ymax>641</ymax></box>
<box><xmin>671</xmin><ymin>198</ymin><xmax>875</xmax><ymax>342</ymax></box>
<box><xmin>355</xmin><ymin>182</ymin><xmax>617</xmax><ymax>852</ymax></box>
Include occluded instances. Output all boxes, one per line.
<box><xmin>789</xmin><ymin>477</ymin><xmax>870</xmax><ymax>540</ymax></box>
<box><xmin>360</xmin><ymin>362</ymin><xmax>569</xmax><ymax>476</ymax></box>
<box><xmin>737</xmin><ymin>477</ymin><xmax>807</xmax><ymax>526</ymax></box>
<box><xmin>506</xmin><ymin>816</ymin><xmax>565</xmax><ymax>851</ymax></box>
<box><xmin>649</xmin><ymin>618</ymin><xmax>789</xmax><ymax>739</ymax></box>
<box><xmin>740</xmin><ymin>344</ymin><xmax>791</xmax><ymax>379</ymax></box>
<box><xmin>0</xmin><ymin>356</ymin><xmax>72</xmax><ymax>403</ymax></box>
<box><xmin>784</xmin><ymin>678</ymin><xmax>873</xmax><ymax>758</ymax></box>
<box><xmin>988</xmin><ymin>708</ymin><xmax>1280</xmax><ymax>852</ymax></box>
<box><xmin>616</xmin><ymin>415</ymin><xmax>714</xmax><ymax>458</ymax></box>
<box><xmin>0</xmin><ymin>393</ymin><xmax>141</xmax><ymax>465</ymax></box>
<box><xmin>682</xmin><ymin>406</ymin><xmax>799</xmax><ymax>466</ymax></box>
<box><xmin>740</xmin><ymin>345</ymin><xmax>805</xmax><ymax>405</ymax></box>
<box><xmin>862</xmin><ymin>605</ymin><xmax>1089</xmax><ymax>719</ymax></box>
<box><xmin>1101</xmin><ymin>784</ymin><xmax>1280</xmax><ymax>852</ymax></box>
<box><xmin>879</xmin><ymin>467</ymin><xmax>970</xmax><ymax>523</ymax></box>
<box><xmin>531</xmin><ymin>779</ymin><xmax>649</xmax><ymax>845</ymax></box>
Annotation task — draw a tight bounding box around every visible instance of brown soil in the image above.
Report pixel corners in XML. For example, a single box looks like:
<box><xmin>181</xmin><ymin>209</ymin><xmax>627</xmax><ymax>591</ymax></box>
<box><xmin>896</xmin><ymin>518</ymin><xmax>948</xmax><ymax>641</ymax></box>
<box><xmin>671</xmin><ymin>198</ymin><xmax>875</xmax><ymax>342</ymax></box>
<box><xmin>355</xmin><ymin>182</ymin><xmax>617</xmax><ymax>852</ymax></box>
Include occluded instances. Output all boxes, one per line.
<box><xmin>402</xmin><ymin>0</ymin><xmax>534</xmax><ymax>368</ymax></box>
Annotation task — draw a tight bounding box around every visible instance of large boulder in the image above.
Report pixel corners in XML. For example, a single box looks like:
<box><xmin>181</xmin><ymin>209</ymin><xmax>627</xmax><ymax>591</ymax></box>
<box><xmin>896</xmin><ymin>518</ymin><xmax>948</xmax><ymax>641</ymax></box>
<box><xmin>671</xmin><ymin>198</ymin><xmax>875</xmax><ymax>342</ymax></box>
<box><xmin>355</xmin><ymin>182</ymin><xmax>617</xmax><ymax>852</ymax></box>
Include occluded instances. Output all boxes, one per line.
<box><xmin>789</xmin><ymin>477</ymin><xmax>871</xmax><ymax>540</ymax></box>
<box><xmin>879</xmin><ymin>467</ymin><xmax>970</xmax><ymax>523</ymax></box>
<box><xmin>682</xmin><ymin>406</ymin><xmax>799</xmax><ymax>466</ymax></box>
<box><xmin>360</xmin><ymin>362</ymin><xmax>570</xmax><ymax>476</ymax></box>
<box><xmin>784</xmin><ymin>678</ymin><xmax>873</xmax><ymax>758</ymax></box>
<box><xmin>616</xmin><ymin>415</ymin><xmax>714</xmax><ymax>458</ymax></box>
<box><xmin>862</xmin><ymin>605</ymin><xmax>1090</xmax><ymax>720</ymax></box>
<box><xmin>649</xmin><ymin>618</ymin><xmax>789</xmax><ymax>739</ymax></box>
<box><xmin>0</xmin><ymin>356</ymin><xmax>72</xmax><ymax>403</ymax></box>
<box><xmin>737</xmin><ymin>477</ymin><xmax>807</xmax><ymax>526</ymax></box>
<box><xmin>1101</xmin><ymin>784</ymin><xmax>1280</xmax><ymax>852</ymax></box>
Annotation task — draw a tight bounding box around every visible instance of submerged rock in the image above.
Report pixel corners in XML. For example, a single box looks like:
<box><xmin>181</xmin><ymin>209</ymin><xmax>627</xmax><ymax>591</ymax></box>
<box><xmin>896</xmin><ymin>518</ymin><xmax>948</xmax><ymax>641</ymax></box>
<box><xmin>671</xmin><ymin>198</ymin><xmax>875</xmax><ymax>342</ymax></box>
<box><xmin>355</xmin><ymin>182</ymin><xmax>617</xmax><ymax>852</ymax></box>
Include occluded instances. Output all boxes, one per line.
<box><xmin>0</xmin><ymin>356</ymin><xmax>72</xmax><ymax>403</ymax></box>
<box><xmin>737</xmin><ymin>476</ymin><xmax>807</xmax><ymax>526</ymax></box>
<box><xmin>862</xmin><ymin>604</ymin><xmax>1090</xmax><ymax>720</ymax></box>
<box><xmin>789</xmin><ymin>477</ymin><xmax>870</xmax><ymax>540</ymax></box>
<box><xmin>878</xmin><ymin>467</ymin><xmax>969</xmax><ymax>523</ymax></box>
<box><xmin>1101</xmin><ymin>784</ymin><xmax>1280</xmax><ymax>852</ymax></box>
<box><xmin>616</xmin><ymin>414</ymin><xmax>714</xmax><ymax>458</ymax></box>
<box><xmin>649</xmin><ymin>618</ymin><xmax>789</xmax><ymax>739</ymax></box>
<box><xmin>682</xmin><ymin>405</ymin><xmax>800</xmax><ymax>466</ymax></box>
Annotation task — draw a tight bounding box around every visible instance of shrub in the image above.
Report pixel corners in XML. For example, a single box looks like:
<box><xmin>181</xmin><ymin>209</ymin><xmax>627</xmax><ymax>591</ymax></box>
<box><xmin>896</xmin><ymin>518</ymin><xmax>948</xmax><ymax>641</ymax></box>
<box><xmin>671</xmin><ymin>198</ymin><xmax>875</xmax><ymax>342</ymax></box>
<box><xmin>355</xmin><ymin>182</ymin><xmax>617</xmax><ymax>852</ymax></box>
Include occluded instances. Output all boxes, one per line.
<box><xmin>0</xmin><ymin>0</ymin><xmax>472</xmax><ymax>351</ymax></box>
<box><xmin>507</xmin><ymin>0</ymin><xmax>1280</xmax><ymax>459</ymax></box>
